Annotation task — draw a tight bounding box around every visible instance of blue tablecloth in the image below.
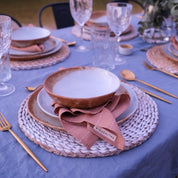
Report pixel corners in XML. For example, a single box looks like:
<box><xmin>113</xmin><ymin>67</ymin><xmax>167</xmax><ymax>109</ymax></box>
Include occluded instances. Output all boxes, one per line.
<box><xmin>0</xmin><ymin>15</ymin><xmax>178</xmax><ymax>178</ymax></box>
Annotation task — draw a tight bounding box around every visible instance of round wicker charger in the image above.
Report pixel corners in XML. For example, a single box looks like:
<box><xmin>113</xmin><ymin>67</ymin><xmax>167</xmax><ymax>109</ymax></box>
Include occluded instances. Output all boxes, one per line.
<box><xmin>10</xmin><ymin>43</ymin><xmax>70</xmax><ymax>70</ymax></box>
<box><xmin>18</xmin><ymin>85</ymin><xmax>158</xmax><ymax>157</ymax></box>
<box><xmin>72</xmin><ymin>25</ymin><xmax>139</xmax><ymax>41</ymax></box>
<box><xmin>147</xmin><ymin>45</ymin><xmax>178</xmax><ymax>74</ymax></box>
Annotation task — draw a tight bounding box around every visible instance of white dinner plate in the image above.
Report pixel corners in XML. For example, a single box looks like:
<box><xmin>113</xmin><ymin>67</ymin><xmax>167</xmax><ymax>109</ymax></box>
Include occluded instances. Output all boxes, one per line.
<box><xmin>10</xmin><ymin>37</ymin><xmax>57</xmax><ymax>56</ymax></box>
<box><xmin>10</xmin><ymin>38</ymin><xmax>62</xmax><ymax>60</ymax></box>
<box><xmin>37</xmin><ymin>83</ymin><xmax>138</xmax><ymax>122</ymax></box>
<box><xmin>162</xmin><ymin>43</ymin><xmax>178</xmax><ymax>61</ymax></box>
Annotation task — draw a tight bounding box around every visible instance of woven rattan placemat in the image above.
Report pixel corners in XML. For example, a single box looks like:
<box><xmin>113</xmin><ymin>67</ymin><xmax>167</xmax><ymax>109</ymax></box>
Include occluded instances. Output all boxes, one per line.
<box><xmin>72</xmin><ymin>25</ymin><xmax>139</xmax><ymax>41</ymax></box>
<box><xmin>147</xmin><ymin>45</ymin><xmax>178</xmax><ymax>74</ymax></box>
<box><xmin>18</xmin><ymin>85</ymin><xmax>158</xmax><ymax>157</ymax></box>
<box><xmin>10</xmin><ymin>43</ymin><xmax>70</xmax><ymax>70</ymax></box>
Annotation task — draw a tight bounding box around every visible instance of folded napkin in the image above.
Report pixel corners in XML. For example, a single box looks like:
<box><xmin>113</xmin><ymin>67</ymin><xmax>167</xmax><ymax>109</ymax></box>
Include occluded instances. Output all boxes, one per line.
<box><xmin>52</xmin><ymin>85</ymin><xmax>130</xmax><ymax>150</ymax></box>
<box><xmin>170</xmin><ymin>36</ymin><xmax>178</xmax><ymax>50</ymax></box>
<box><xmin>10</xmin><ymin>44</ymin><xmax>44</xmax><ymax>52</ymax></box>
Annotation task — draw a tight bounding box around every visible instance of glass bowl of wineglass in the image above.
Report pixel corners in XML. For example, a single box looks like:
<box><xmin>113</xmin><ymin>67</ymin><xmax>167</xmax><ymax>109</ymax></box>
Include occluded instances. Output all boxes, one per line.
<box><xmin>70</xmin><ymin>0</ymin><xmax>93</xmax><ymax>52</ymax></box>
<box><xmin>106</xmin><ymin>2</ymin><xmax>132</xmax><ymax>65</ymax></box>
<box><xmin>0</xmin><ymin>15</ymin><xmax>15</xmax><ymax>96</ymax></box>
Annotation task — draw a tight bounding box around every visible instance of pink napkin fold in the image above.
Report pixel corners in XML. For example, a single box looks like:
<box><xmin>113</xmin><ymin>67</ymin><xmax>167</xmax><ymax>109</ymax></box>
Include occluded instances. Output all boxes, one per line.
<box><xmin>52</xmin><ymin>85</ymin><xmax>130</xmax><ymax>150</ymax></box>
<box><xmin>171</xmin><ymin>36</ymin><xmax>178</xmax><ymax>51</ymax></box>
<box><xmin>10</xmin><ymin>44</ymin><xmax>44</xmax><ymax>52</ymax></box>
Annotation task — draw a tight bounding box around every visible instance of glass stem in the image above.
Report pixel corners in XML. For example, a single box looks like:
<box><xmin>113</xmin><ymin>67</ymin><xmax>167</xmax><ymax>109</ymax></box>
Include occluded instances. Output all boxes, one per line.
<box><xmin>0</xmin><ymin>82</ymin><xmax>7</xmax><ymax>91</ymax></box>
<box><xmin>115</xmin><ymin>35</ymin><xmax>121</xmax><ymax>58</ymax></box>
<box><xmin>80</xmin><ymin>25</ymin><xmax>84</xmax><ymax>47</ymax></box>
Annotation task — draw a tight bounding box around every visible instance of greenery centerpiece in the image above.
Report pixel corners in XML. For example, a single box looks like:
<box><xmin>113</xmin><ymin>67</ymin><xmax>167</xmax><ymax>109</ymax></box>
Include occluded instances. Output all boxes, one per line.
<box><xmin>138</xmin><ymin>0</ymin><xmax>178</xmax><ymax>43</ymax></box>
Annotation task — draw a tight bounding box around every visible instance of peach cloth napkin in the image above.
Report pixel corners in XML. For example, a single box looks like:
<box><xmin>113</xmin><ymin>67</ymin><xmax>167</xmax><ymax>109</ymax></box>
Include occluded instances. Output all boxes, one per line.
<box><xmin>10</xmin><ymin>44</ymin><xmax>44</xmax><ymax>52</ymax></box>
<box><xmin>52</xmin><ymin>85</ymin><xmax>130</xmax><ymax>150</ymax></box>
<box><xmin>171</xmin><ymin>36</ymin><xmax>178</xmax><ymax>50</ymax></box>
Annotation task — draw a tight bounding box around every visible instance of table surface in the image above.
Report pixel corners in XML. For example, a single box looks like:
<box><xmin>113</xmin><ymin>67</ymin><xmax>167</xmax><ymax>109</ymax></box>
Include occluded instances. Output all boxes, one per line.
<box><xmin>0</xmin><ymin>15</ymin><xmax>178</xmax><ymax>178</ymax></box>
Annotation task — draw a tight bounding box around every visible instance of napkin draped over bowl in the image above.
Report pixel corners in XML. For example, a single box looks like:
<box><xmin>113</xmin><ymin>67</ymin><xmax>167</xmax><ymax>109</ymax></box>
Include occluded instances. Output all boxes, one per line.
<box><xmin>52</xmin><ymin>85</ymin><xmax>130</xmax><ymax>150</ymax></box>
<box><xmin>10</xmin><ymin>44</ymin><xmax>44</xmax><ymax>52</ymax></box>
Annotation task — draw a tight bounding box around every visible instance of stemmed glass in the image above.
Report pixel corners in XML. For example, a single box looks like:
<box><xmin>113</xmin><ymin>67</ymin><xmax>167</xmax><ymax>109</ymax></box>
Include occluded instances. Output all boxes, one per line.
<box><xmin>107</xmin><ymin>2</ymin><xmax>132</xmax><ymax>65</ymax></box>
<box><xmin>0</xmin><ymin>15</ymin><xmax>15</xmax><ymax>96</ymax></box>
<box><xmin>70</xmin><ymin>0</ymin><xmax>93</xmax><ymax>52</ymax></box>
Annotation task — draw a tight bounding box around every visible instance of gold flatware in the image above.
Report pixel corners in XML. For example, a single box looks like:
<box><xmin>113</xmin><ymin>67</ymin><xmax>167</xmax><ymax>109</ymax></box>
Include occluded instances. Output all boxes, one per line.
<box><xmin>50</xmin><ymin>35</ymin><xmax>76</xmax><ymax>46</ymax></box>
<box><xmin>121</xmin><ymin>80</ymin><xmax>171</xmax><ymax>104</ymax></box>
<box><xmin>120</xmin><ymin>70</ymin><xmax>178</xmax><ymax>99</ymax></box>
<box><xmin>143</xmin><ymin>61</ymin><xmax>178</xmax><ymax>79</ymax></box>
<box><xmin>0</xmin><ymin>112</ymin><xmax>48</xmax><ymax>172</ymax></box>
<box><xmin>140</xmin><ymin>46</ymin><xmax>153</xmax><ymax>51</ymax></box>
<box><xmin>25</xmin><ymin>84</ymin><xmax>42</xmax><ymax>92</ymax></box>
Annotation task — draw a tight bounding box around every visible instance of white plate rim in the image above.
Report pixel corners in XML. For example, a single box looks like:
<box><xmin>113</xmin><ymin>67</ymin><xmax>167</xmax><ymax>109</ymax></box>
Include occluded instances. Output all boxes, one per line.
<box><xmin>37</xmin><ymin>82</ymin><xmax>138</xmax><ymax>122</ymax></box>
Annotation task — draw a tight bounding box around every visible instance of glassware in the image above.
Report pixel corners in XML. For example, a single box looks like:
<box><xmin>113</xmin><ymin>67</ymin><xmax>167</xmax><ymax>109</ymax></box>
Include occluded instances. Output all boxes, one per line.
<box><xmin>0</xmin><ymin>15</ymin><xmax>15</xmax><ymax>96</ymax></box>
<box><xmin>70</xmin><ymin>0</ymin><xmax>93</xmax><ymax>52</ymax></box>
<box><xmin>107</xmin><ymin>2</ymin><xmax>132</xmax><ymax>65</ymax></box>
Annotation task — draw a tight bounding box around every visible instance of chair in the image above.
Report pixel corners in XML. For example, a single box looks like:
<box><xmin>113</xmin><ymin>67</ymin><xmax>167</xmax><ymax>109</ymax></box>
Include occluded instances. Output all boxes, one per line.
<box><xmin>38</xmin><ymin>2</ymin><xmax>74</xmax><ymax>29</ymax></box>
<box><xmin>0</xmin><ymin>13</ymin><xmax>22</xmax><ymax>30</ymax></box>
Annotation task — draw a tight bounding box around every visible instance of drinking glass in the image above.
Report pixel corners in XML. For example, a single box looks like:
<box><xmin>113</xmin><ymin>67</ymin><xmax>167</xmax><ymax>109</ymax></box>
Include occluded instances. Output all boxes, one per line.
<box><xmin>107</xmin><ymin>2</ymin><xmax>132</xmax><ymax>65</ymax></box>
<box><xmin>70</xmin><ymin>0</ymin><xmax>93</xmax><ymax>52</ymax></box>
<box><xmin>0</xmin><ymin>15</ymin><xmax>15</xmax><ymax>96</ymax></box>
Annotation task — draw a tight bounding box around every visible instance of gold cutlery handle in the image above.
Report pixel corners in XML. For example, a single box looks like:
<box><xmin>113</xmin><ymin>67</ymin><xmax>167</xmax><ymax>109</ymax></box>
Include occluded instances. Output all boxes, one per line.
<box><xmin>136</xmin><ymin>79</ymin><xmax>178</xmax><ymax>99</ymax></box>
<box><xmin>157</xmin><ymin>69</ymin><xmax>178</xmax><ymax>79</ymax></box>
<box><xmin>9</xmin><ymin>129</ymin><xmax>48</xmax><ymax>172</ymax></box>
<box><xmin>139</xmin><ymin>88</ymin><xmax>171</xmax><ymax>104</ymax></box>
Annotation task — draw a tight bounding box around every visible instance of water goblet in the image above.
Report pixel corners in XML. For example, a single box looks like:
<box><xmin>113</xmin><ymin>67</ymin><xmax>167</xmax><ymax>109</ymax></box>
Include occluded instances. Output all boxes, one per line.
<box><xmin>107</xmin><ymin>2</ymin><xmax>132</xmax><ymax>65</ymax></box>
<box><xmin>70</xmin><ymin>0</ymin><xmax>93</xmax><ymax>52</ymax></box>
<box><xmin>0</xmin><ymin>15</ymin><xmax>15</xmax><ymax>96</ymax></box>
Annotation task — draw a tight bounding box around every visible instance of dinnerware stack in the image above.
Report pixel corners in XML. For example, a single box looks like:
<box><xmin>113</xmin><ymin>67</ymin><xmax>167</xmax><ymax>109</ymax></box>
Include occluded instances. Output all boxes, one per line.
<box><xmin>10</xmin><ymin>27</ymin><xmax>63</xmax><ymax>60</ymax></box>
<box><xmin>84</xmin><ymin>11</ymin><xmax>133</xmax><ymax>37</ymax></box>
<box><xmin>27</xmin><ymin>67</ymin><xmax>138</xmax><ymax>131</ymax></box>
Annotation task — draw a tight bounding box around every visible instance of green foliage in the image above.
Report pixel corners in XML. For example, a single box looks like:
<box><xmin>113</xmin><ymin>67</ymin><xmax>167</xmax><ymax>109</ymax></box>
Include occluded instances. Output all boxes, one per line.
<box><xmin>138</xmin><ymin>0</ymin><xmax>178</xmax><ymax>34</ymax></box>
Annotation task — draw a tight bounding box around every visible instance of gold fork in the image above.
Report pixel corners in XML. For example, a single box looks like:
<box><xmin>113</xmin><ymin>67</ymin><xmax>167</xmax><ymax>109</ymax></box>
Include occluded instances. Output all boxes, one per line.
<box><xmin>0</xmin><ymin>112</ymin><xmax>48</xmax><ymax>172</ymax></box>
<box><xmin>143</xmin><ymin>61</ymin><xmax>178</xmax><ymax>79</ymax></box>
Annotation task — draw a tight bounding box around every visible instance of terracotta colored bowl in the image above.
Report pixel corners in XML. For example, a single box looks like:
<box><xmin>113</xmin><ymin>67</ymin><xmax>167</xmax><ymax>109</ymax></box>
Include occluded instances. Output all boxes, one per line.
<box><xmin>11</xmin><ymin>26</ymin><xmax>50</xmax><ymax>47</ymax></box>
<box><xmin>44</xmin><ymin>66</ymin><xmax>120</xmax><ymax>109</ymax></box>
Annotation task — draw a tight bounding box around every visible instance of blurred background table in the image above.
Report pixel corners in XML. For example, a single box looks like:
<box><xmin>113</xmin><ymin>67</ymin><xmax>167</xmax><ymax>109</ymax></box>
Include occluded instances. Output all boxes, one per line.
<box><xmin>0</xmin><ymin>14</ymin><xmax>178</xmax><ymax>178</ymax></box>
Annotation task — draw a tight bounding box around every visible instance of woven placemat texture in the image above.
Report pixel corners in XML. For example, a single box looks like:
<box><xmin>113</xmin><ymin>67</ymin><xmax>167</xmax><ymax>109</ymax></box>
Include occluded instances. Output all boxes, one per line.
<box><xmin>147</xmin><ymin>45</ymin><xmax>178</xmax><ymax>74</ymax></box>
<box><xmin>10</xmin><ymin>44</ymin><xmax>70</xmax><ymax>70</ymax></box>
<box><xmin>18</xmin><ymin>85</ymin><xmax>158</xmax><ymax>157</ymax></box>
<box><xmin>72</xmin><ymin>25</ymin><xmax>139</xmax><ymax>41</ymax></box>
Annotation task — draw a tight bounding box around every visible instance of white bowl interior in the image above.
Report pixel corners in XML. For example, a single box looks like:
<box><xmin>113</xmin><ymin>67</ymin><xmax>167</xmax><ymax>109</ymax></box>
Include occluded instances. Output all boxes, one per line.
<box><xmin>52</xmin><ymin>67</ymin><xmax>120</xmax><ymax>98</ymax></box>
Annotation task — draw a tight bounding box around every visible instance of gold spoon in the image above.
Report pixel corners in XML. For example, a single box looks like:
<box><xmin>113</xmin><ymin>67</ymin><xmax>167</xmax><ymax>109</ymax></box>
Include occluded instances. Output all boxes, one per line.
<box><xmin>50</xmin><ymin>35</ymin><xmax>76</xmax><ymax>46</ymax></box>
<box><xmin>143</xmin><ymin>61</ymin><xmax>178</xmax><ymax>79</ymax></box>
<box><xmin>120</xmin><ymin>70</ymin><xmax>178</xmax><ymax>99</ymax></box>
<box><xmin>25</xmin><ymin>84</ymin><xmax>42</xmax><ymax>92</ymax></box>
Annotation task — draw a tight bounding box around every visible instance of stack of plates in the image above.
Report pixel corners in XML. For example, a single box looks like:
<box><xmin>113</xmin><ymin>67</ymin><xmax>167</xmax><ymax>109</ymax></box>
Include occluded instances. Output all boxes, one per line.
<box><xmin>162</xmin><ymin>43</ymin><xmax>178</xmax><ymax>62</ymax></box>
<box><xmin>84</xmin><ymin>11</ymin><xmax>133</xmax><ymax>36</ymax></box>
<box><xmin>10</xmin><ymin>27</ymin><xmax>62</xmax><ymax>60</ymax></box>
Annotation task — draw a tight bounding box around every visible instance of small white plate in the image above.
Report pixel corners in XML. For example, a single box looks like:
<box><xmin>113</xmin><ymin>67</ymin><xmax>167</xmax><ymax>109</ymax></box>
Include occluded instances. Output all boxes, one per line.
<box><xmin>162</xmin><ymin>43</ymin><xmax>178</xmax><ymax>61</ymax></box>
<box><xmin>10</xmin><ymin>38</ymin><xmax>62</xmax><ymax>60</ymax></box>
<box><xmin>10</xmin><ymin>38</ymin><xmax>57</xmax><ymax>56</ymax></box>
<box><xmin>37</xmin><ymin>83</ymin><xmax>138</xmax><ymax>122</ymax></box>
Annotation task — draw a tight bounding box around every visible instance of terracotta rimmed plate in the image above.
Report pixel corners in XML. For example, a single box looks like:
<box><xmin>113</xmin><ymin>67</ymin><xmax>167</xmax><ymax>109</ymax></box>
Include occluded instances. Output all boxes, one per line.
<box><xmin>11</xmin><ymin>27</ymin><xmax>51</xmax><ymax>47</ymax></box>
<box><xmin>44</xmin><ymin>67</ymin><xmax>121</xmax><ymax>109</ymax></box>
<box><xmin>27</xmin><ymin>87</ymin><xmax>64</xmax><ymax>131</ymax></box>
<box><xmin>37</xmin><ymin>83</ymin><xmax>138</xmax><ymax>125</ymax></box>
<box><xmin>10</xmin><ymin>37</ymin><xmax>57</xmax><ymax>56</ymax></box>
<box><xmin>10</xmin><ymin>38</ymin><xmax>62</xmax><ymax>61</ymax></box>
<box><xmin>162</xmin><ymin>44</ymin><xmax>178</xmax><ymax>62</ymax></box>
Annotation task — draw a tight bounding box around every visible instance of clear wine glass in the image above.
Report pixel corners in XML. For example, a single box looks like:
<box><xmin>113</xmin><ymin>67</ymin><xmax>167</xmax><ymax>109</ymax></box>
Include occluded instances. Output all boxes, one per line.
<box><xmin>70</xmin><ymin>0</ymin><xmax>93</xmax><ymax>52</ymax></box>
<box><xmin>0</xmin><ymin>15</ymin><xmax>15</xmax><ymax>96</ymax></box>
<box><xmin>107</xmin><ymin>2</ymin><xmax>132</xmax><ymax>65</ymax></box>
